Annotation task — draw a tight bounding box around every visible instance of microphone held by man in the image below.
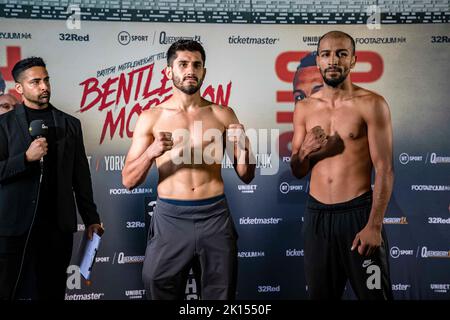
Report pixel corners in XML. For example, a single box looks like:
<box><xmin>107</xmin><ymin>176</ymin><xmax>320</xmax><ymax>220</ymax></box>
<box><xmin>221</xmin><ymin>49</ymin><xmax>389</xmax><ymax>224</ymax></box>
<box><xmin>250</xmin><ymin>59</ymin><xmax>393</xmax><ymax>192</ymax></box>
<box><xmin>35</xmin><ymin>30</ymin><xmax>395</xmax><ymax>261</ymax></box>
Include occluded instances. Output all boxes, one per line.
<box><xmin>27</xmin><ymin>119</ymin><xmax>48</xmax><ymax>167</ymax></box>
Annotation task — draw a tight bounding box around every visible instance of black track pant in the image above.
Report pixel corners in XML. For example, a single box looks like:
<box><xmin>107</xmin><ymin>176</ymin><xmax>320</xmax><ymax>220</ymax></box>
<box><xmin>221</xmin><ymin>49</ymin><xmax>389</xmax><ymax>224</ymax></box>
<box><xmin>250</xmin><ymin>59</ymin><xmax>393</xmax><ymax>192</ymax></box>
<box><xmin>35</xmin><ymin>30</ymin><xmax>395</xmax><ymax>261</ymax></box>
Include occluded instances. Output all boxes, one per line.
<box><xmin>142</xmin><ymin>195</ymin><xmax>238</xmax><ymax>300</ymax></box>
<box><xmin>303</xmin><ymin>191</ymin><xmax>393</xmax><ymax>300</ymax></box>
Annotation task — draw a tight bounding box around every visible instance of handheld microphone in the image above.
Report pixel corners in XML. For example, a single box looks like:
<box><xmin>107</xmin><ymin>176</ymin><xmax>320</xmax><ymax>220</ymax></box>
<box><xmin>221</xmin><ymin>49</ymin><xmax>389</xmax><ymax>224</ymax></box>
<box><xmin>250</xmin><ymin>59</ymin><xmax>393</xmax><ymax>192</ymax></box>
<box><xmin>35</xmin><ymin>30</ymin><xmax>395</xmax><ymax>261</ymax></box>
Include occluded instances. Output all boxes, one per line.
<box><xmin>28</xmin><ymin>120</ymin><xmax>48</xmax><ymax>168</ymax></box>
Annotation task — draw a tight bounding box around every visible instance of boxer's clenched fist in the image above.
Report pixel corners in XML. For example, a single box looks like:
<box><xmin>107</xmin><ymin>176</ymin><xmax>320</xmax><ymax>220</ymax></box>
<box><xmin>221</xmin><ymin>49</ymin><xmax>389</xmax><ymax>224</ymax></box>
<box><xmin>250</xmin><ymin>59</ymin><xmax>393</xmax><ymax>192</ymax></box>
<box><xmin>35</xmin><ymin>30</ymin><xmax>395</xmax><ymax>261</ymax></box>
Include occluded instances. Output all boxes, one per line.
<box><xmin>147</xmin><ymin>131</ymin><xmax>173</xmax><ymax>159</ymax></box>
<box><xmin>300</xmin><ymin>125</ymin><xmax>328</xmax><ymax>158</ymax></box>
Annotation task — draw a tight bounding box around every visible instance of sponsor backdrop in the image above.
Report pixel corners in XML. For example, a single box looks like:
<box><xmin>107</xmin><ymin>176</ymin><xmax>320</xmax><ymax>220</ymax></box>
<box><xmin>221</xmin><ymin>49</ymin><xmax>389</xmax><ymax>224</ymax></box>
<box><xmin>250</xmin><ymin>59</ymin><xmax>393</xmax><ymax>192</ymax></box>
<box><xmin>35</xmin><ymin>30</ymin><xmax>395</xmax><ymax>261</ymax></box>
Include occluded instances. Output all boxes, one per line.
<box><xmin>0</xmin><ymin>19</ymin><xmax>449</xmax><ymax>300</ymax></box>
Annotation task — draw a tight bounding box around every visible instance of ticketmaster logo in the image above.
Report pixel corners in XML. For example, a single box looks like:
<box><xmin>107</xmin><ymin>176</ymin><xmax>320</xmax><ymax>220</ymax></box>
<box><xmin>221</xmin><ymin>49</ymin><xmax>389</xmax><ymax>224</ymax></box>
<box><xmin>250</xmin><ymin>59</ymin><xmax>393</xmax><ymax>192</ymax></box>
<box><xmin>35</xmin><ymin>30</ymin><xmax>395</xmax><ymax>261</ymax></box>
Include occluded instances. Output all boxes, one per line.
<box><xmin>392</xmin><ymin>284</ymin><xmax>411</xmax><ymax>291</ymax></box>
<box><xmin>228</xmin><ymin>35</ymin><xmax>279</xmax><ymax>45</ymax></box>
<box><xmin>239</xmin><ymin>217</ymin><xmax>282</xmax><ymax>225</ymax></box>
<box><xmin>65</xmin><ymin>293</ymin><xmax>104</xmax><ymax>300</ymax></box>
<box><xmin>286</xmin><ymin>249</ymin><xmax>304</xmax><ymax>257</ymax></box>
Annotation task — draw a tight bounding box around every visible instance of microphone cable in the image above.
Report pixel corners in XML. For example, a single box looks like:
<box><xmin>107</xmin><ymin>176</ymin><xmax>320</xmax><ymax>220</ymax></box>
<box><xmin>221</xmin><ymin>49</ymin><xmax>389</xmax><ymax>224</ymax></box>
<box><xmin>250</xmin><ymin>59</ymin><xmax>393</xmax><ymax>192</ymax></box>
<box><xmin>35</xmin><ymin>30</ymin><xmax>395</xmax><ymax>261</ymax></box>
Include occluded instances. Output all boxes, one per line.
<box><xmin>11</xmin><ymin>160</ymin><xmax>44</xmax><ymax>300</ymax></box>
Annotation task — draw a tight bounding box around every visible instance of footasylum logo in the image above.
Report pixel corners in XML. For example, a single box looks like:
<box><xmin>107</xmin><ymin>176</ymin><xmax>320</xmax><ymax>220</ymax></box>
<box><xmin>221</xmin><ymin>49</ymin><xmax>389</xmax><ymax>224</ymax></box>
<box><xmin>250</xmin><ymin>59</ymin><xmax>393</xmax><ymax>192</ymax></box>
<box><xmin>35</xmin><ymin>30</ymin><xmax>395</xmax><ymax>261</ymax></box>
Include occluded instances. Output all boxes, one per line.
<box><xmin>0</xmin><ymin>32</ymin><xmax>32</xmax><ymax>39</ymax></box>
<box><xmin>238</xmin><ymin>251</ymin><xmax>265</xmax><ymax>258</ymax></box>
<box><xmin>411</xmin><ymin>185</ymin><xmax>450</xmax><ymax>191</ymax></box>
<box><xmin>110</xmin><ymin>187</ymin><xmax>152</xmax><ymax>195</ymax></box>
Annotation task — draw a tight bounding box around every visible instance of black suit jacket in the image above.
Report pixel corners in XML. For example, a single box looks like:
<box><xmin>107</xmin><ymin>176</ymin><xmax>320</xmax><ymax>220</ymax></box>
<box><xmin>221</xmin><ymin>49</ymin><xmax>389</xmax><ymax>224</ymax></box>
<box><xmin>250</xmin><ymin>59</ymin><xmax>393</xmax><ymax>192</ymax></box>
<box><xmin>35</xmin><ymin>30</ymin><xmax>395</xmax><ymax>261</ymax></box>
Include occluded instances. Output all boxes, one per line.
<box><xmin>0</xmin><ymin>104</ymin><xmax>100</xmax><ymax>236</ymax></box>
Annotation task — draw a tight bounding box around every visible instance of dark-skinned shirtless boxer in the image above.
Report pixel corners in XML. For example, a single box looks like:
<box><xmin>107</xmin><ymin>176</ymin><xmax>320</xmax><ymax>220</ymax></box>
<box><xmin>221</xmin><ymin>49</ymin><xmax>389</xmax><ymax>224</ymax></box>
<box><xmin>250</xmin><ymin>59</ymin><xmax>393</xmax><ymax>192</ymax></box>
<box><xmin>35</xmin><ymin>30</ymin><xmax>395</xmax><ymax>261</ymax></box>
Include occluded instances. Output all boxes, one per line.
<box><xmin>291</xmin><ymin>31</ymin><xmax>394</xmax><ymax>300</ymax></box>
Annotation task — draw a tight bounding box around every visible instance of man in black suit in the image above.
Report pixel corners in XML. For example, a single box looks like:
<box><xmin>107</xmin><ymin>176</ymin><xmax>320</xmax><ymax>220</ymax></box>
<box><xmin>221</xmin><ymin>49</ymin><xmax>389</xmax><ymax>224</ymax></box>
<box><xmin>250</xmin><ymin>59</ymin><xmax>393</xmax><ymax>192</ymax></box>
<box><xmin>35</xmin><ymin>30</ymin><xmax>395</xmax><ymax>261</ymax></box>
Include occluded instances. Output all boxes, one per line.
<box><xmin>0</xmin><ymin>57</ymin><xmax>103</xmax><ymax>300</ymax></box>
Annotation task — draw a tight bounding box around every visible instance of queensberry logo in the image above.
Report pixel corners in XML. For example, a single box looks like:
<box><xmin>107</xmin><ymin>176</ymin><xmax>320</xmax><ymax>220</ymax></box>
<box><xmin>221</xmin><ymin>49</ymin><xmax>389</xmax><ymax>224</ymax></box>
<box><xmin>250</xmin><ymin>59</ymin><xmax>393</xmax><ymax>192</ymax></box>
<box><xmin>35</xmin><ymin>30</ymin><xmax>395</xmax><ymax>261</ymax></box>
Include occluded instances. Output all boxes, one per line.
<box><xmin>159</xmin><ymin>31</ymin><xmax>201</xmax><ymax>44</ymax></box>
<box><xmin>383</xmin><ymin>217</ymin><xmax>408</xmax><ymax>224</ymax></box>
<box><xmin>116</xmin><ymin>252</ymin><xmax>145</xmax><ymax>264</ymax></box>
<box><xmin>430</xmin><ymin>153</ymin><xmax>450</xmax><ymax>164</ymax></box>
<box><xmin>421</xmin><ymin>247</ymin><xmax>450</xmax><ymax>258</ymax></box>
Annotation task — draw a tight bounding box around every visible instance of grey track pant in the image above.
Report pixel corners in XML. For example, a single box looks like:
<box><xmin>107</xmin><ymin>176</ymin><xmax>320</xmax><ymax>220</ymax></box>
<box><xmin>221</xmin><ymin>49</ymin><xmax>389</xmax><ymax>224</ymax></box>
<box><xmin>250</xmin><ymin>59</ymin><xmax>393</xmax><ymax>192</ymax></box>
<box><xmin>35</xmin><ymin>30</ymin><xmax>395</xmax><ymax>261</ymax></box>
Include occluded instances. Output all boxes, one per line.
<box><xmin>142</xmin><ymin>195</ymin><xmax>238</xmax><ymax>300</ymax></box>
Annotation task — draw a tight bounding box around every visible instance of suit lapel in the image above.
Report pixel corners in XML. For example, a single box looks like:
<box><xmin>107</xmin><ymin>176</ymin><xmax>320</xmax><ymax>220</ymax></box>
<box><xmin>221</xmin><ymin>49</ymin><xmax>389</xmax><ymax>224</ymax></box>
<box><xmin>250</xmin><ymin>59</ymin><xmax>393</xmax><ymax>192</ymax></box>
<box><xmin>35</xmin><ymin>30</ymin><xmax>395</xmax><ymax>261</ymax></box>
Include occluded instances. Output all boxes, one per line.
<box><xmin>14</xmin><ymin>104</ymin><xmax>32</xmax><ymax>147</ymax></box>
<box><xmin>52</xmin><ymin>106</ymin><xmax>66</xmax><ymax>168</ymax></box>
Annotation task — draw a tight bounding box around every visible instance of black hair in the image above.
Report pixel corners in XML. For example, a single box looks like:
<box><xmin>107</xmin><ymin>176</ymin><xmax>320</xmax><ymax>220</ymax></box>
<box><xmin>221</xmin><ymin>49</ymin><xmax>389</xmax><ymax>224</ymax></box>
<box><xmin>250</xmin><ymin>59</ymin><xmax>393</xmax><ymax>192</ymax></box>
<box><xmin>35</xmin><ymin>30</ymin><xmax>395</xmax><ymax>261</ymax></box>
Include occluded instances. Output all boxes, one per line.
<box><xmin>166</xmin><ymin>40</ymin><xmax>206</xmax><ymax>66</ymax></box>
<box><xmin>12</xmin><ymin>57</ymin><xmax>46</xmax><ymax>82</ymax></box>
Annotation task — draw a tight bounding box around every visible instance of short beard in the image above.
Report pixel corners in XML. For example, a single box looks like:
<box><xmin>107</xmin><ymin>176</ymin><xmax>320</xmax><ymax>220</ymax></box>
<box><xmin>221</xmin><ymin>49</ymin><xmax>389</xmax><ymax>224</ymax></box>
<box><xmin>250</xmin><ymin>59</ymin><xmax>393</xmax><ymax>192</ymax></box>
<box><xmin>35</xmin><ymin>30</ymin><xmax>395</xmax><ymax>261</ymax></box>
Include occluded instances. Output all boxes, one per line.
<box><xmin>24</xmin><ymin>92</ymin><xmax>50</xmax><ymax>106</ymax></box>
<box><xmin>173</xmin><ymin>75</ymin><xmax>203</xmax><ymax>95</ymax></box>
<box><xmin>321</xmin><ymin>68</ymin><xmax>348</xmax><ymax>88</ymax></box>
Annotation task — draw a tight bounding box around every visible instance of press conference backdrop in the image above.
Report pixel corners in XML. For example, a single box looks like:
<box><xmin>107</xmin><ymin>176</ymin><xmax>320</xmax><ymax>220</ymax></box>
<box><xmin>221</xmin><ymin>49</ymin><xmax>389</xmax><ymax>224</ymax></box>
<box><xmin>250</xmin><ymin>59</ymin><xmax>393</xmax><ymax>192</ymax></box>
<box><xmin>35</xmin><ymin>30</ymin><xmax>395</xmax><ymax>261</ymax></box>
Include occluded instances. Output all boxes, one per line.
<box><xmin>0</xmin><ymin>0</ymin><xmax>449</xmax><ymax>300</ymax></box>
